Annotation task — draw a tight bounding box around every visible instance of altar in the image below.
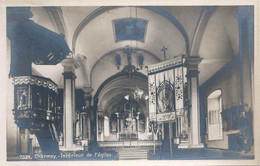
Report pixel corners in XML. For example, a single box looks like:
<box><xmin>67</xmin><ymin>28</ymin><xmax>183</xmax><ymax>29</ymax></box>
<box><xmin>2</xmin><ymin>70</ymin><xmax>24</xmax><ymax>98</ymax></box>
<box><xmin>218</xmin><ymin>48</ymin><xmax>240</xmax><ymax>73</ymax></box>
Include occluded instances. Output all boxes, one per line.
<box><xmin>119</xmin><ymin>110</ymin><xmax>138</xmax><ymax>140</ymax></box>
<box><xmin>96</xmin><ymin>96</ymin><xmax>153</xmax><ymax>142</ymax></box>
<box><xmin>98</xmin><ymin>140</ymin><xmax>162</xmax><ymax>148</ymax></box>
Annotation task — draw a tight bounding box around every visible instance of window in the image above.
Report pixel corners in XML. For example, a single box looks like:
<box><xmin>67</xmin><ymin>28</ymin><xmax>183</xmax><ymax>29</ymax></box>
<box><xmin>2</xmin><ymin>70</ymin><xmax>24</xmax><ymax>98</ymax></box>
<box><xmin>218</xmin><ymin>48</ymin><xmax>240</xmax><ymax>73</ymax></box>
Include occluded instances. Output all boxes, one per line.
<box><xmin>209</xmin><ymin>110</ymin><xmax>219</xmax><ymax>124</ymax></box>
<box><xmin>207</xmin><ymin>90</ymin><xmax>223</xmax><ymax>140</ymax></box>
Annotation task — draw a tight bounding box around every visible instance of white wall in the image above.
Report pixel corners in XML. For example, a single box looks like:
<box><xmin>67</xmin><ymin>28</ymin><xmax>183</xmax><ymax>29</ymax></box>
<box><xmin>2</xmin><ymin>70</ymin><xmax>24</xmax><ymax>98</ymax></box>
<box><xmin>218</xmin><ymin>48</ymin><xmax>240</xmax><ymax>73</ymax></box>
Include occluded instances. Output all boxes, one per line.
<box><xmin>205</xmin><ymin>132</ymin><xmax>229</xmax><ymax>149</ymax></box>
<box><xmin>6</xmin><ymin>39</ymin><xmax>19</xmax><ymax>155</ymax></box>
<box><xmin>203</xmin><ymin>69</ymin><xmax>240</xmax><ymax>149</ymax></box>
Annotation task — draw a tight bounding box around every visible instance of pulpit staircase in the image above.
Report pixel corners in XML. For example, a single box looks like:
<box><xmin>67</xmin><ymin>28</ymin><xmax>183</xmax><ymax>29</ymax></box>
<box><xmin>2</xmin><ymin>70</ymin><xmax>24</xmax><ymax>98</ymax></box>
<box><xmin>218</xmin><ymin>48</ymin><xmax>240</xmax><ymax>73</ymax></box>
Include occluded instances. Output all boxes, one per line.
<box><xmin>35</xmin><ymin>123</ymin><xmax>60</xmax><ymax>155</ymax></box>
<box><xmin>118</xmin><ymin>148</ymin><xmax>148</xmax><ymax>160</ymax></box>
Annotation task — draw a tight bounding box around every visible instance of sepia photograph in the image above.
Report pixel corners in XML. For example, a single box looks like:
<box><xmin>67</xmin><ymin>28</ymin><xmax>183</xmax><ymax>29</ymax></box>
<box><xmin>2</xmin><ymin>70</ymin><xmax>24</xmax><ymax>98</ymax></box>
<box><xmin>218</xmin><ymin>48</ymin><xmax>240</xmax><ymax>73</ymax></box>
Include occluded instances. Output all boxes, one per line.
<box><xmin>1</xmin><ymin>1</ymin><xmax>259</xmax><ymax>165</ymax></box>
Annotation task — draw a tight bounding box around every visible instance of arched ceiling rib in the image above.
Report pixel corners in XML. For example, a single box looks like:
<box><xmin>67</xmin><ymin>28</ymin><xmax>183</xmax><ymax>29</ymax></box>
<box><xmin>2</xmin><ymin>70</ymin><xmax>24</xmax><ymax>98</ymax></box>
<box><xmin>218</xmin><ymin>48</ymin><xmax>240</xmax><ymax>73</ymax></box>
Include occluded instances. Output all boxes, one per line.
<box><xmin>61</xmin><ymin>6</ymin><xmax>100</xmax><ymax>49</ymax></box>
<box><xmin>72</xmin><ymin>6</ymin><xmax>118</xmax><ymax>53</ymax></box>
<box><xmin>104</xmin><ymin>95</ymin><xmax>147</xmax><ymax>117</ymax></box>
<box><xmin>190</xmin><ymin>7</ymin><xmax>216</xmax><ymax>56</ymax></box>
<box><xmin>198</xmin><ymin>6</ymin><xmax>239</xmax><ymax>85</ymax></box>
<box><xmin>75</xmin><ymin>7</ymin><xmax>187</xmax><ymax>88</ymax></box>
<box><xmin>90</xmin><ymin>48</ymin><xmax>160</xmax><ymax>93</ymax></box>
<box><xmin>96</xmin><ymin>74</ymin><xmax>148</xmax><ymax>116</ymax></box>
<box><xmin>72</xmin><ymin>6</ymin><xmax>190</xmax><ymax>54</ymax></box>
<box><xmin>163</xmin><ymin>6</ymin><xmax>202</xmax><ymax>50</ymax></box>
<box><xmin>97</xmin><ymin>75</ymin><xmax>148</xmax><ymax>104</ymax></box>
<box><xmin>30</xmin><ymin>6</ymin><xmax>240</xmax><ymax>91</ymax></box>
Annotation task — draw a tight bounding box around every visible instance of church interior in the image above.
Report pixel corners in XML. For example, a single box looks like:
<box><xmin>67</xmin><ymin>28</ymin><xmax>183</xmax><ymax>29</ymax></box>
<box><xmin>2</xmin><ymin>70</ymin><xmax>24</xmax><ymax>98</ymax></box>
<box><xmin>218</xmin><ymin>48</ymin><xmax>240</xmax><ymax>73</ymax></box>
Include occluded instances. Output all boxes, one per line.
<box><xmin>6</xmin><ymin>6</ymin><xmax>255</xmax><ymax>160</ymax></box>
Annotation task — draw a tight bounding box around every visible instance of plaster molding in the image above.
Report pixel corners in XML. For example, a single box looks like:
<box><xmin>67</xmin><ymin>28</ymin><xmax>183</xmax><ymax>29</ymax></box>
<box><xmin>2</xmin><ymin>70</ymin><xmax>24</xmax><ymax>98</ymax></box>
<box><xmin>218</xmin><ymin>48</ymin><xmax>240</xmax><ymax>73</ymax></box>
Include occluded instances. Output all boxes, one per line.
<box><xmin>61</xmin><ymin>58</ymin><xmax>80</xmax><ymax>74</ymax></box>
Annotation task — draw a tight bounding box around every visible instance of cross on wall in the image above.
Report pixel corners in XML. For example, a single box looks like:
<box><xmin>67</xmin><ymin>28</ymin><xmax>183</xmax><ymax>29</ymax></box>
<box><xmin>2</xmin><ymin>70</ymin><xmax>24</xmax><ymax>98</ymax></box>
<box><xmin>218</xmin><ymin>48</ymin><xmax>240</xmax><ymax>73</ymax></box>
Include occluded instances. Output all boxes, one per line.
<box><xmin>161</xmin><ymin>46</ymin><xmax>167</xmax><ymax>60</ymax></box>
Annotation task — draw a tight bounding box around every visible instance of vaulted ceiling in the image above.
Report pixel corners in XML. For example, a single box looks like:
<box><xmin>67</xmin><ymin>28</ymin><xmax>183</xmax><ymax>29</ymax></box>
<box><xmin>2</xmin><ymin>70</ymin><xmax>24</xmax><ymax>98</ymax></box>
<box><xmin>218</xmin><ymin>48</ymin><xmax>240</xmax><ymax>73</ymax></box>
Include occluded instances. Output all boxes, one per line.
<box><xmin>30</xmin><ymin>6</ymin><xmax>239</xmax><ymax>96</ymax></box>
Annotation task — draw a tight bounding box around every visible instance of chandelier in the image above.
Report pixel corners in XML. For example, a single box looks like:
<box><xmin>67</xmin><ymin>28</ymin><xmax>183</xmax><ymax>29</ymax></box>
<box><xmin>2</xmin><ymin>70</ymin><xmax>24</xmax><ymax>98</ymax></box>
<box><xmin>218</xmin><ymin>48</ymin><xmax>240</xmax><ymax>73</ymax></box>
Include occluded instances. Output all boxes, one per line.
<box><xmin>125</xmin><ymin>7</ymin><xmax>144</xmax><ymax>101</ymax></box>
<box><xmin>134</xmin><ymin>87</ymin><xmax>144</xmax><ymax>100</ymax></box>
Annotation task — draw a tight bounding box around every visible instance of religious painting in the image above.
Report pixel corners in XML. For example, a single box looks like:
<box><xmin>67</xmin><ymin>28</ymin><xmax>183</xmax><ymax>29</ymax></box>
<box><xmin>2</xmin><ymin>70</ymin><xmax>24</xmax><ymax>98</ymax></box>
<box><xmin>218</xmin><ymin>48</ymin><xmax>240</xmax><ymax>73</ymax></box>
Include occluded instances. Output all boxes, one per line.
<box><xmin>113</xmin><ymin>18</ymin><xmax>148</xmax><ymax>42</ymax></box>
<box><xmin>156</xmin><ymin>80</ymin><xmax>175</xmax><ymax>113</ymax></box>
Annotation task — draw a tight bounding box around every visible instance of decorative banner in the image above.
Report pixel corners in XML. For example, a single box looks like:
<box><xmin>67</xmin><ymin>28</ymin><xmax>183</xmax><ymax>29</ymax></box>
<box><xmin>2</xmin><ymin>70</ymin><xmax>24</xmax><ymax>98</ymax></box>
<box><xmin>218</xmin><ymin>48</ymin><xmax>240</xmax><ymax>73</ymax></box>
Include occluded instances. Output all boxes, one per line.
<box><xmin>147</xmin><ymin>55</ymin><xmax>185</xmax><ymax>122</ymax></box>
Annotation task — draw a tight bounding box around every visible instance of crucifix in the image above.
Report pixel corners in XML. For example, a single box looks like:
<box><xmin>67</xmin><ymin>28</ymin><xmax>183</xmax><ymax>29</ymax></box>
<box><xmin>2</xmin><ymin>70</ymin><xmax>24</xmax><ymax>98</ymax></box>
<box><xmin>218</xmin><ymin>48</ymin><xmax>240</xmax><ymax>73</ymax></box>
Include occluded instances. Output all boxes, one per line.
<box><xmin>161</xmin><ymin>46</ymin><xmax>168</xmax><ymax>81</ymax></box>
<box><xmin>124</xmin><ymin>47</ymin><xmax>136</xmax><ymax>65</ymax></box>
<box><xmin>161</xmin><ymin>46</ymin><xmax>167</xmax><ymax>60</ymax></box>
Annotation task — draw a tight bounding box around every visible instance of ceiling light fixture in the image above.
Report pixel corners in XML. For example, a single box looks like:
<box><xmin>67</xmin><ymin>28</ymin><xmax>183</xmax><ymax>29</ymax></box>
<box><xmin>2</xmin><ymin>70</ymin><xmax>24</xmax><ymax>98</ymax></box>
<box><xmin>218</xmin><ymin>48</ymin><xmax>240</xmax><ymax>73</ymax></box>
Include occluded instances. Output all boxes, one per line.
<box><xmin>124</xmin><ymin>95</ymin><xmax>130</xmax><ymax>100</ymax></box>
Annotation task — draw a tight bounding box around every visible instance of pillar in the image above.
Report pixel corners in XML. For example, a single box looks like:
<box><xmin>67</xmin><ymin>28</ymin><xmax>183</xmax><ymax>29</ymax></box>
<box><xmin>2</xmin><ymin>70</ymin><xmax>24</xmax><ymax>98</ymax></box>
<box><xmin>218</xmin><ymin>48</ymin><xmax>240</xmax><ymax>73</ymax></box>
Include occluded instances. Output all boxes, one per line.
<box><xmin>75</xmin><ymin>114</ymin><xmax>81</xmax><ymax>139</ymax></box>
<box><xmin>121</xmin><ymin>119</ymin><xmax>124</xmax><ymax>133</ymax></box>
<box><xmin>137</xmin><ymin>112</ymin><xmax>140</xmax><ymax>140</ymax></box>
<box><xmin>146</xmin><ymin>117</ymin><xmax>151</xmax><ymax>135</ymax></box>
<box><xmin>162</xmin><ymin>123</ymin><xmax>164</xmax><ymax>140</ymax></box>
<box><xmin>82</xmin><ymin>87</ymin><xmax>93</xmax><ymax>141</ymax></box>
<box><xmin>79</xmin><ymin>113</ymin><xmax>83</xmax><ymax>138</ymax></box>
<box><xmin>178</xmin><ymin>117</ymin><xmax>182</xmax><ymax>137</ymax></box>
<box><xmin>185</xmin><ymin>56</ymin><xmax>204</xmax><ymax>148</ymax></box>
<box><xmin>87</xmin><ymin>114</ymin><xmax>91</xmax><ymax>140</ymax></box>
<box><xmin>169</xmin><ymin>122</ymin><xmax>173</xmax><ymax>159</ymax></box>
<box><xmin>235</xmin><ymin>6</ymin><xmax>254</xmax><ymax>154</ymax></box>
<box><xmin>235</xmin><ymin>7</ymin><xmax>254</xmax><ymax>111</ymax></box>
<box><xmin>181</xmin><ymin>109</ymin><xmax>189</xmax><ymax>134</ymax></box>
<box><xmin>96</xmin><ymin>111</ymin><xmax>103</xmax><ymax>141</ymax></box>
<box><xmin>104</xmin><ymin>116</ymin><xmax>109</xmax><ymax>137</ymax></box>
<box><xmin>115</xmin><ymin>113</ymin><xmax>120</xmax><ymax>140</ymax></box>
<box><xmin>20</xmin><ymin>128</ymin><xmax>30</xmax><ymax>154</ymax></box>
<box><xmin>101</xmin><ymin>114</ymin><xmax>104</xmax><ymax>141</ymax></box>
<box><xmin>81</xmin><ymin>112</ymin><xmax>87</xmax><ymax>139</ymax></box>
<box><xmin>61</xmin><ymin>58</ymin><xmax>78</xmax><ymax>148</ymax></box>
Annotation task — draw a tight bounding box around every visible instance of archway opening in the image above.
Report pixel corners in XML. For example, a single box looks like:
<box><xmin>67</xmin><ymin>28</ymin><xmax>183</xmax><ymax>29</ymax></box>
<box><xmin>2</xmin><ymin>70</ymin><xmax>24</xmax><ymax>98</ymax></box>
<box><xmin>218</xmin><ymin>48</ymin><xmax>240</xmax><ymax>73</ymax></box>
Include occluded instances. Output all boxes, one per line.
<box><xmin>95</xmin><ymin>72</ymin><xmax>153</xmax><ymax>142</ymax></box>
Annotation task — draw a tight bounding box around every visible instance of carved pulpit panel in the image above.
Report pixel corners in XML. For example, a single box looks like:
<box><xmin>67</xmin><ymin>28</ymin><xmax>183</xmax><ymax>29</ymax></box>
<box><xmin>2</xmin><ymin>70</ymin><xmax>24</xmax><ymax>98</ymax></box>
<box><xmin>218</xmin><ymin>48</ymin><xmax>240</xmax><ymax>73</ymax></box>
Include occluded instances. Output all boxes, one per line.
<box><xmin>12</xmin><ymin>75</ymin><xmax>58</xmax><ymax>130</ymax></box>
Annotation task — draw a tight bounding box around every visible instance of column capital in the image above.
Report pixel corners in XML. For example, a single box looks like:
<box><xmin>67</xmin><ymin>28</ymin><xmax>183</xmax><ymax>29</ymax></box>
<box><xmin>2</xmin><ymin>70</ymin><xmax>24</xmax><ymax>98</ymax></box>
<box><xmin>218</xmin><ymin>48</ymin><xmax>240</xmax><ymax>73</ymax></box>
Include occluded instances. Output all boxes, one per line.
<box><xmin>82</xmin><ymin>87</ymin><xmax>94</xmax><ymax>95</ymax></box>
<box><xmin>61</xmin><ymin>58</ymin><xmax>80</xmax><ymax>74</ymax></box>
<box><xmin>186</xmin><ymin>70</ymin><xmax>200</xmax><ymax>78</ymax></box>
<box><xmin>184</xmin><ymin>56</ymin><xmax>203</xmax><ymax>70</ymax></box>
<box><xmin>62</xmin><ymin>72</ymin><xmax>77</xmax><ymax>80</ymax></box>
<box><xmin>185</xmin><ymin>56</ymin><xmax>202</xmax><ymax>78</ymax></box>
<box><xmin>81</xmin><ymin>112</ymin><xmax>87</xmax><ymax>115</ymax></box>
<box><xmin>83</xmin><ymin>87</ymin><xmax>93</xmax><ymax>103</ymax></box>
<box><xmin>97</xmin><ymin>111</ymin><xmax>103</xmax><ymax>116</ymax></box>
